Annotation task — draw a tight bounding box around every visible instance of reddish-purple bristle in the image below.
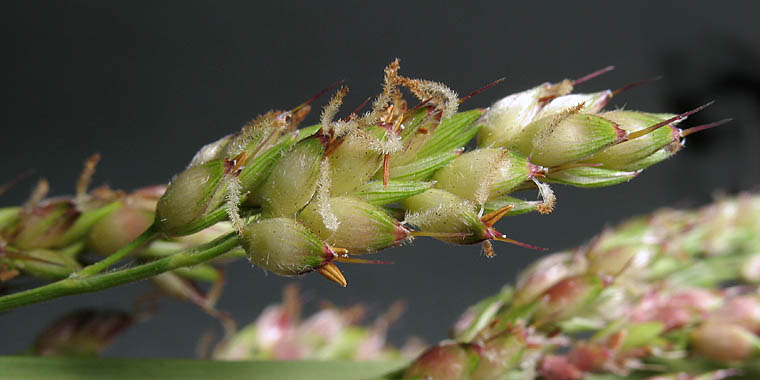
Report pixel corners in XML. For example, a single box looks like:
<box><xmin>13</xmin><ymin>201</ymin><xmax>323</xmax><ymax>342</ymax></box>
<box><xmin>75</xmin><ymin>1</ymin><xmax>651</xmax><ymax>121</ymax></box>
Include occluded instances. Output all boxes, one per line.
<box><xmin>409</xmin><ymin>97</ymin><xmax>434</xmax><ymax>113</ymax></box>
<box><xmin>494</xmin><ymin>234</ymin><xmax>548</xmax><ymax>251</ymax></box>
<box><xmin>573</xmin><ymin>66</ymin><xmax>615</xmax><ymax>86</ymax></box>
<box><xmin>611</xmin><ymin>76</ymin><xmax>663</xmax><ymax>96</ymax></box>
<box><xmin>680</xmin><ymin>118</ymin><xmax>732</xmax><ymax>137</ymax></box>
<box><xmin>0</xmin><ymin>170</ymin><xmax>33</xmax><ymax>197</ymax></box>
<box><xmin>343</xmin><ymin>97</ymin><xmax>372</xmax><ymax>121</ymax></box>
<box><xmin>627</xmin><ymin>101</ymin><xmax>715</xmax><ymax>140</ymax></box>
<box><xmin>335</xmin><ymin>256</ymin><xmax>393</xmax><ymax>265</ymax></box>
<box><xmin>458</xmin><ymin>77</ymin><xmax>506</xmax><ymax>104</ymax></box>
<box><xmin>292</xmin><ymin>80</ymin><xmax>345</xmax><ymax>113</ymax></box>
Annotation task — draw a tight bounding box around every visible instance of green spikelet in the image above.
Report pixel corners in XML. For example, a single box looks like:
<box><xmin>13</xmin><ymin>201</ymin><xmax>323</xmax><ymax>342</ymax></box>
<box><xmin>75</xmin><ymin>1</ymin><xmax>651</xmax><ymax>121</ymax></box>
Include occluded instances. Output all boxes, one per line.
<box><xmin>582</xmin><ymin>110</ymin><xmax>680</xmax><ymax>169</ymax></box>
<box><xmin>155</xmin><ymin>160</ymin><xmax>229</xmax><ymax>236</ymax></box>
<box><xmin>352</xmin><ymin>180</ymin><xmax>434</xmax><ymax>206</ymax></box>
<box><xmin>255</xmin><ymin>137</ymin><xmax>325</xmax><ymax>217</ymax></box>
<box><xmin>433</xmin><ymin>148</ymin><xmax>539</xmax><ymax>204</ymax></box>
<box><xmin>512</xmin><ymin>112</ymin><xmax>625</xmax><ymax>167</ymax></box>
<box><xmin>241</xmin><ymin>217</ymin><xmax>333</xmax><ymax>276</ymax></box>
<box><xmin>327</xmin><ymin>131</ymin><xmax>385</xmax><ymax>196</ymax></box>
<box><xmin>401</xmin><ymin>189</ymin><xmax>486</xmax><ymax>245</ymax></box>
<box><xmin>299</xmin><ymin>196</ymin><xmax>409</xmax><ymax>253</ymax></box>
<box><xmin>477</xmin><ymin>84</ymin><xmax>550</xmax><ymax>148</ymax></box>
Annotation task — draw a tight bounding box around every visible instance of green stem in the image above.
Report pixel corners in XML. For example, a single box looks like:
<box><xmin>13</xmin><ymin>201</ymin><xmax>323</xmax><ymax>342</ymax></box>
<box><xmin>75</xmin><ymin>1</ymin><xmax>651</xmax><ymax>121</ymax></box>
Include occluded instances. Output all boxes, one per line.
<box><xmin>141</xmin><ymin>240</ymin><xmax>246</xmax><ymax>261</ymax></box>
<box><xmin>76</xmin><ymin>224</ymin><xmax>159</xmax><ymax>277</ymax></box>
<box><xmin>0</xmin><ymin>232</ymin><xmax>241</xmax><ymax>312</ymax></box>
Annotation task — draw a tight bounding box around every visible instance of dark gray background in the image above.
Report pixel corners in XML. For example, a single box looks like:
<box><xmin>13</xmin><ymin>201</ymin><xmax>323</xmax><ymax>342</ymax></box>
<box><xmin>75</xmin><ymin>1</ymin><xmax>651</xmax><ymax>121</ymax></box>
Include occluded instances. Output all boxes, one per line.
<box><xmin>2</xmin><ymin>1</ymin><xmax>759</xmax><ymax>357</ymax></box>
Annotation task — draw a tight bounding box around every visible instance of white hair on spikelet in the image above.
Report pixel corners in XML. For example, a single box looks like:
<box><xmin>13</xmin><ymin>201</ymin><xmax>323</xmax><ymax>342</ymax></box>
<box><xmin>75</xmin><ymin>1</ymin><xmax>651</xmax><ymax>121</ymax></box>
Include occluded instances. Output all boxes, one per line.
<box><xmin>225</xmin><ymin>176</ymin><xmax>245</xmax><ymax>234</ymax></box>
<box><xmin>530</xmin><ymin>102</ymin><xmax>584</xmax><ymax>161</ymax></box>
<box><xmin>403</xmin><ymin>199</ymin><xmax>474</xmax><ymax>230</ymax></box>
<box><xmin>315</xmin><ymin>159</ymin><xmax>340</xmax><ymax>231</ymax></box>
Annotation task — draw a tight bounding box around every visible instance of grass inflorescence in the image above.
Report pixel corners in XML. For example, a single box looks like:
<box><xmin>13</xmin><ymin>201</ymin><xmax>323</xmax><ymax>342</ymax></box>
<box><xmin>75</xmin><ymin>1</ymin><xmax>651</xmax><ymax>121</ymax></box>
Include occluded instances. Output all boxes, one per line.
<box><xmin>0</xmin><ymin>60</ymin><xmax>728</xmax><ymax>311</ymax></box>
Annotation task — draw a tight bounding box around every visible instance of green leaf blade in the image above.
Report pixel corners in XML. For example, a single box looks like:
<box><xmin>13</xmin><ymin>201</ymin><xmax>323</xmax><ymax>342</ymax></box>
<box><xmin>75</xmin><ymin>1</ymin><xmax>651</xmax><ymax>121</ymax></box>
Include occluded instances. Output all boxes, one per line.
<box><xmin>0</xmin><ymin>356</ymin><xmax>408</xmax><ymax>380</ymax></box>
